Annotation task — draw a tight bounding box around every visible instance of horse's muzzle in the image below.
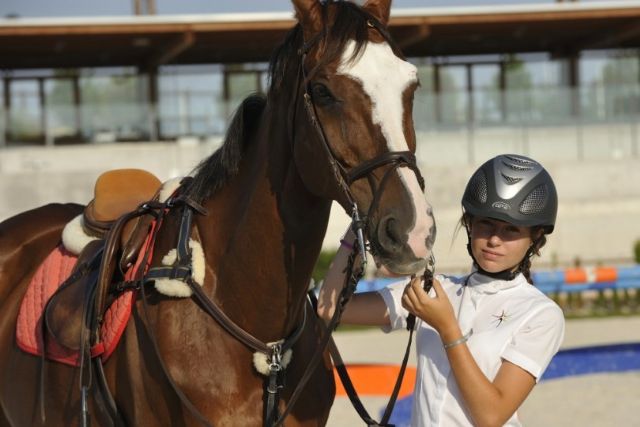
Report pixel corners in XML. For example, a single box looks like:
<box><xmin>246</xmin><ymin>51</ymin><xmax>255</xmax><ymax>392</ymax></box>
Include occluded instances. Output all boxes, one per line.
<box><xmin>371</xmin><ymin>214</ymin><xmax>432</xmax><ymax>276</ymax></box>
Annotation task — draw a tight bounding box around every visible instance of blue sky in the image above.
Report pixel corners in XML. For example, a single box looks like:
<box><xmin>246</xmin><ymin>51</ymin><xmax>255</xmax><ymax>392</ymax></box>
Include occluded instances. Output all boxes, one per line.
<box><xmin>1</xmin><ymin>0</ymin><xmax>582</xmax><ymax>18</ymax></box>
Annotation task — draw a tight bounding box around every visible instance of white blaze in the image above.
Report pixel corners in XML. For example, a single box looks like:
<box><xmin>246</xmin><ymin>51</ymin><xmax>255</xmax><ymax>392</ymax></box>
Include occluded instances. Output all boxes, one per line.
<box><xmin>337</xmin><ymin>40</ymin><xmax>434</xmax><ymax>258</ymax></box>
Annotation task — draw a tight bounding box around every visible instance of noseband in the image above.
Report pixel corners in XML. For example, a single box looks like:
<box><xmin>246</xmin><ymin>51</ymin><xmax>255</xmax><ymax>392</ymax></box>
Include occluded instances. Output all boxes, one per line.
<box><xmin>298</xmin><ymin>25</ymin><xmax>426</xmax><ymax>261</ymax></box>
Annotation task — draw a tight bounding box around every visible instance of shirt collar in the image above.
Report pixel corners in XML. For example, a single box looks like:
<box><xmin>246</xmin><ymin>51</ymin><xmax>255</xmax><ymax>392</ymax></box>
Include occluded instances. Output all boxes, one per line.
<box><xmin>466</xmin><ymin>266</ymin><xmax>526</xmax><ymax>294</ymax></box>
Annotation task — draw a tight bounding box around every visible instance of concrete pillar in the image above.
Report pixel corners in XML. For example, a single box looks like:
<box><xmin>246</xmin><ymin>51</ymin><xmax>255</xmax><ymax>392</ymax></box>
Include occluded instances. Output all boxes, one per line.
<box><xmin>568</xmin><ymin>54</ymin><xmax>581</xmax><ymax>117</ymax></box>
<box><xmin>72</xmin><ymin>76</ymin><xmax>83</xmax><ymax>140</ymax></box>
<box><xmin>147</xmin><ymin>69</ymin><xmax>160</xmax><ymax>141</ymax></box>
<box><xmin>434</xmin><ymin>63</ymin><xmax>442</xmax><ymax>124</ymax></box>
<box><xmin>466</xmin><ymin>63</ymin><xmax>475</xmax><ymax>164</ymax></box>
<box><xmin>1</xmin><ymin>77</ymin><xmax>8</xmax><ymax>147</ymax></box>
<box><xmin>499</xmin><ymin>60</ymin><xmax>507</xmax><ymax>122</ymax></box>
<box><xmin>39</xmin><ymin>78</ymin><xmax>53</xmax><ymax>146</ymax></box>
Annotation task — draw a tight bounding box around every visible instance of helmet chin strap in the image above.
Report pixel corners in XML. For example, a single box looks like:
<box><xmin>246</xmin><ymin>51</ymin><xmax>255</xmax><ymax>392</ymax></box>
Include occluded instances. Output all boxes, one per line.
<box><xmin>466</xmin><ymin>242</ymin><xmax>519</xmax><ymax>281</ymax></box>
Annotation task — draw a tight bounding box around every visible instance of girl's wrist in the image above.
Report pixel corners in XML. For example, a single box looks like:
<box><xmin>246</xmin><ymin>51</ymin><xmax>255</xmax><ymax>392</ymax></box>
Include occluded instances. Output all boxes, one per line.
<box><xmin>339</xmin><ymin>238</ymin><xmax>354</xmax><ymax>251</ymax></box>
<box><xmin>438</xmin><ymin>324</ymin><xmax>462</xmax><ymax>343</ymax></box>
<box><xmin>443</xmin><ymin>328</ymin><xmax>473</xmax><ymax>350</ymax></box>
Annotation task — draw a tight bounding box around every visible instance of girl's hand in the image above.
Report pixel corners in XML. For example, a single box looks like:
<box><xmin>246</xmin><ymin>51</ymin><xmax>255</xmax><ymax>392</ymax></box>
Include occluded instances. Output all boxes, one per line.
<box><xmin>401</xmin><ymin>276</ymin><xmax>458</xmax><ymax>338</ymax></box>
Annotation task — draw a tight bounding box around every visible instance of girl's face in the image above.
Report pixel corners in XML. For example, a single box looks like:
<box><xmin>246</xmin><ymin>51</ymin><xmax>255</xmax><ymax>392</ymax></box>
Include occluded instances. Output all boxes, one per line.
<box><xmin>469</xmin><ymin>216</ymin><xmax>534</xmax><ymax>273</ymax></box>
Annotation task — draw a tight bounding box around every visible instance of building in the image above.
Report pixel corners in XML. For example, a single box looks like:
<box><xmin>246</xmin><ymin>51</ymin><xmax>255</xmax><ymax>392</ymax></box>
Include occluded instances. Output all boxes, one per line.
<box><xmin>1</xmin><ymin>1</ymin><xmax>640</xmax><ymax>271</ymax></box>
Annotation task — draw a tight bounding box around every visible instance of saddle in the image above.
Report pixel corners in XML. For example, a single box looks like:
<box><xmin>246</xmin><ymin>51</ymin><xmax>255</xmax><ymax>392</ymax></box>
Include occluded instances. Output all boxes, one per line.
<box><xmin>45</xmin><ymin>169</ymin><xmax>163</xmax><ymax>355</ymax></box>
<box><xmin>84</xmin><ymin>169</ymin><xmax>162</xmax><ymax>269</ymax></box>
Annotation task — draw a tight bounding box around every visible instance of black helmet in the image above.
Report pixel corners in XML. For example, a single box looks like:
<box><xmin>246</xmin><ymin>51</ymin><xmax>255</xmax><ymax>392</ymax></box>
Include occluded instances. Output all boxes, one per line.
<box><xmin>462</xmin><ymin>154</ymin><xmax>557</xmax><ymax>233</ymax></box>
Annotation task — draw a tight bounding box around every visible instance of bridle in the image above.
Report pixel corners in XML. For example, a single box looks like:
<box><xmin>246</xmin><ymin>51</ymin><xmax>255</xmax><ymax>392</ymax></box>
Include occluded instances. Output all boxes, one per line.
<box><xmin>298</xmin><ymin>22</ymin><xmax>426</xmax><ymax>264</ymax></box>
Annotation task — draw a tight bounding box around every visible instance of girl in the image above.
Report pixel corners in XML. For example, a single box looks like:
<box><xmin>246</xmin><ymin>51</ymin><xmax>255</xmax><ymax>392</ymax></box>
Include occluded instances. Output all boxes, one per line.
<box><xmin>318</xmin><ymin>154</ymin><xmax>565</xmax><ymax>427</ymax></box>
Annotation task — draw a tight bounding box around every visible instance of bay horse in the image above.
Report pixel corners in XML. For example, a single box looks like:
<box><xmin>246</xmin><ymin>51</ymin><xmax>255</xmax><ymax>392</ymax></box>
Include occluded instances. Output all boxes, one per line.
<box><xmin>0</xmin><ymin>0</ymin><xmax>435</xmax><ymax>425</ymax></box>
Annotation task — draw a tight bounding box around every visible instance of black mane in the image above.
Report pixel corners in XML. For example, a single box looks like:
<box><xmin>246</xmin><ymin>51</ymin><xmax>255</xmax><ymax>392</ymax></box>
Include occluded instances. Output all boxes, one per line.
<box><xmin>184</xmin><ymin>94</ymin><xmax>266</xmax><ymax>203</ymax></box>
<box><xmin>185</xmin><ymin>1</ymin><xmax>399</xmax><ymax>203</ymax></box>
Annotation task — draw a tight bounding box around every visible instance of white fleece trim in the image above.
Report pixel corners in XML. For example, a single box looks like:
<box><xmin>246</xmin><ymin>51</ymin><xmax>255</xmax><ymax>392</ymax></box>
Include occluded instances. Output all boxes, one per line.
<box><xmin>158</xmin><ymin>177</ymin><xmax>182</xmax><ymax>202</ymax></box>
<box><xmin>60</xmin><ymin>177</ymin><xmax>184</xmax><ymax>255</ymax></box>
<box><xmin>61</xmin><ymin>215</ymin><xmax>99</xmax><ymax>255</ymax></box>
<box><xmin>252</xmin><ymin>343</ymin><xmax>293</xmax><ymax>376</ymax></box>
<box><xmin>154</xmin><ymin>239</ymin><xmax>205</xmax><ymax>297</ymax></box>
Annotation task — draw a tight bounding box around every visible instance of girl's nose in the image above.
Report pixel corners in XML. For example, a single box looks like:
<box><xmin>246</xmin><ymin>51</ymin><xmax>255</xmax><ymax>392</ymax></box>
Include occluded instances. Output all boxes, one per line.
<box><xmin>487</xmin><ymin>233</ymin><xmax>502</xmax><ymax>246</ymax></box>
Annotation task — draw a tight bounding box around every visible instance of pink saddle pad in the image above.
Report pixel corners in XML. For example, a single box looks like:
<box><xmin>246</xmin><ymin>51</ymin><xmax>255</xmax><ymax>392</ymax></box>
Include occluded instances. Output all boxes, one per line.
<box><xmin>16</xmin><ymin>245</ymin><xmax>135</xmax><ymax>366</ymax></box>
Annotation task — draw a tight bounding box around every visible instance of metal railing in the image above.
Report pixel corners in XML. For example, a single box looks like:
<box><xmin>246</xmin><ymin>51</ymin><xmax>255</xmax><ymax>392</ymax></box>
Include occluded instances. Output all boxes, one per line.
<box><xmin>1</xmin><ymin>84</ymin><xmax>639</xmax><ymax>160</ymax></box>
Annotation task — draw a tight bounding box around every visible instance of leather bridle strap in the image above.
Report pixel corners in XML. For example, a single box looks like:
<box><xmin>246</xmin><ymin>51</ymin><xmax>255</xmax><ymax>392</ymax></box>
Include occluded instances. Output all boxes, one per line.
<box><xmin>347</xmin><ymin>151</ymin><xmax>424</xmax><ymax>189</ymax></box>
<box><xmin>140</xmin><ymin>199</ymin><xmax>308</xmax><ymax>427</ymax></box>
<box><xmin>185</xmin><ymin>277</ymin><xmax>307</xmax><ymax>357</ymax></box>
<box><xmin>271</xmin><ymin>240</ymin><xmax>365</xmax><ymax>426</ymax></box>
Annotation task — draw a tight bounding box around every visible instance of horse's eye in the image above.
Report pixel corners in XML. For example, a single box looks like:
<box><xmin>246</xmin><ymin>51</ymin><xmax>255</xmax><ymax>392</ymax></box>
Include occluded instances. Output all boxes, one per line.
<box><xmin>310</xmin><ymin>83</ymin><xmax>336</xmax><ymax>106</ymax></box>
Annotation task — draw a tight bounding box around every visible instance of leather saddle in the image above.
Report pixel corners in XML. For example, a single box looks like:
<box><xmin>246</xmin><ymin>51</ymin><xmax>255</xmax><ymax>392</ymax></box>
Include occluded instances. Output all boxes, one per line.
<box><xmin>45</xmin><ymin>168</ymin><xmax>164</xmax><ymax>352</ymax></box>
<box><xmin>84</xmin><ymin>168</ymin><xmax>161</xmax><ymax>269</ymax></box>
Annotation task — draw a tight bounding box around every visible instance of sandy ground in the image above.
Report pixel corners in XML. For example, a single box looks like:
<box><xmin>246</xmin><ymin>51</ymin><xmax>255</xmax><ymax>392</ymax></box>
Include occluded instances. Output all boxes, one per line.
<box><xmin>326</xmin><ymin>316</ymin><xmax>640</xmax><ymax>426</ymax></box>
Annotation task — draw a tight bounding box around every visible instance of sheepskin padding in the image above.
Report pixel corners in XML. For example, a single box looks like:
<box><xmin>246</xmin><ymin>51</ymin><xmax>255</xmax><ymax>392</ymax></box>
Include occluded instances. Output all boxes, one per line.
<box><xmin>61</xmin><ymin>177</ymin><xmax>183</xmax><ymax>256</ymax></box>
<box><xmin>252</xmin><ymin>343</ymin><xmax>293</xmax><ymax>376</ymax></box>
<box><xmin>153</xmin><ymin>239</ymin><xmax>205</xmax><ymax>297</ymax></box>
<box><xmin>61</xmin><ymin>215</ymin><xmax>99</xmax><ymax>255</ymax></box>
<box><xmin>158</xmin><ymin>177</ymin><xmax>182</xmax><ymax>203</ymax></box>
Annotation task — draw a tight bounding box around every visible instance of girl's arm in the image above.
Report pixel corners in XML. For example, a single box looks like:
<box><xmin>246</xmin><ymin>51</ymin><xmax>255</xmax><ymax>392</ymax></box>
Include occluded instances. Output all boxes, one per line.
<box><xmin>316</xmin><ymin>233</ymin><xmax>390</xmax><ymax>327</ymax></box>
<box><xmin>402</xmin><ymin>278</ymin><xmax>536</xmax><ymax>427</ymax></box>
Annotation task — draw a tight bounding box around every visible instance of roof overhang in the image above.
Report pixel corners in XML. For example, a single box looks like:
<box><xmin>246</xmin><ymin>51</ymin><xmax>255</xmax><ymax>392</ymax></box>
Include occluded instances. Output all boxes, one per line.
<box><xmin>1</xmin><ymin>1</ymin><xmax>640</xmax><ymax>69</ymax></box>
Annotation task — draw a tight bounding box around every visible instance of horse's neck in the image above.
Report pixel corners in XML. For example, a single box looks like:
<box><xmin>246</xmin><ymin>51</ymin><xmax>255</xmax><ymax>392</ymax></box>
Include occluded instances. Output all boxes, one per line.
<box><xmin>195</xmin><ymin>124</ymin><xmax>331</xmax><ymax>341</ymax></box>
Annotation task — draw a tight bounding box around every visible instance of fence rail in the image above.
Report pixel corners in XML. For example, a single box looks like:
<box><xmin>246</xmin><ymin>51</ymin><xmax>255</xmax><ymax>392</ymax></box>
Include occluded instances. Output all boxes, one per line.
<box><xmin>355</xmin><ymin>266</ymin><xmax>640</xmax><ymax>296</ymax></box>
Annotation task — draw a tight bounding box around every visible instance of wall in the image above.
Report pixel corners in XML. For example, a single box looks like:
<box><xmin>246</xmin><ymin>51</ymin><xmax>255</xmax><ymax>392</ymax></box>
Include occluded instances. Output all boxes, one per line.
<box><xmin>1</xmin><ymin>127</ymin><xmax>639</xmax><ymax>273</ymax></box>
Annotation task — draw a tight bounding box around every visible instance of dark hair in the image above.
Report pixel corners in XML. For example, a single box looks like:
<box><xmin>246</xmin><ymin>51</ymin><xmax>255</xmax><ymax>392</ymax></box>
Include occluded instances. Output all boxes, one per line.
<box><xmin>459</xmin><ymin>213</ymin><xmax>547</xmax><ymax>284</ymax></box>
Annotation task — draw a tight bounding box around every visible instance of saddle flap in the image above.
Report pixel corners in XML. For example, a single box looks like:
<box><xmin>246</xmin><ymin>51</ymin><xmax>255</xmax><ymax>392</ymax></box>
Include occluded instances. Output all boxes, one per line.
<box><xmin>44</xmin><ymin>239</ymin><xmax>104</xmax><ymax>352</ymax></box>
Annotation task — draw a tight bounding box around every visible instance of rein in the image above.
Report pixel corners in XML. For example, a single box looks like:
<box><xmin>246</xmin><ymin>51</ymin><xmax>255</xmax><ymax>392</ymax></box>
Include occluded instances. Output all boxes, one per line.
<box><xmin>327</xmin><ymin>253</ymin><xmax>435</xmax><ymax>427</ymax></box>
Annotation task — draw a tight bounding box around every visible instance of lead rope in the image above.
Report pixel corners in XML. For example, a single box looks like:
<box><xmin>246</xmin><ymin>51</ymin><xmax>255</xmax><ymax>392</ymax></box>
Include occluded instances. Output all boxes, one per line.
<box><xmin>327</xmin><ymin>254</ymin><xmax>435</xmax><ymax>427</ymax></box>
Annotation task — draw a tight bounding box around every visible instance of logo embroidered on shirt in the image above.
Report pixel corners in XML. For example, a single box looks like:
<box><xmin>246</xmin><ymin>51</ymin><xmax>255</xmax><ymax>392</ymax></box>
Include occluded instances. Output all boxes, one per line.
<box><xmin>492</xmin><ymin>310</ymin><xmax>509</xmax><ymax>327</ymax></box>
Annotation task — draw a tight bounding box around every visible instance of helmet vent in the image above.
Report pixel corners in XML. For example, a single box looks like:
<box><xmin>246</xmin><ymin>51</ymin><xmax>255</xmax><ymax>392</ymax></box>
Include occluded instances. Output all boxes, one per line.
<box><xmin>519</xmin><ymin>185</ymin><xmax>547</xmax><ymax>215</ymax></box>
<box><xmin>505</xmin><ymin>155</ymin><xmax>536</xmax><ymax>165</ymax></box>
<box><xmin>501</xmin><ymin>173</ymin><xmax>522</xmax><ymax>185</ymax></box>
<box><xmin>502</xmin><ymin>160</ymin><xmax>533</xmax><ymax>172</ymax></box>
<box><xmin>468</xmin><ymin>170</ymin><xmax>487</xmax><ymax>204</ymax></box>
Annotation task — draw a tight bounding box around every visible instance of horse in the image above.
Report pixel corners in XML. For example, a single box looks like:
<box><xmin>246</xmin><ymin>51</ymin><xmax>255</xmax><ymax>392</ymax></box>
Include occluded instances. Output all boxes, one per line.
<box><xmin>0</xmin><ymin>0</ymin><xmax>435</xmax><ymax>425</ymax></box>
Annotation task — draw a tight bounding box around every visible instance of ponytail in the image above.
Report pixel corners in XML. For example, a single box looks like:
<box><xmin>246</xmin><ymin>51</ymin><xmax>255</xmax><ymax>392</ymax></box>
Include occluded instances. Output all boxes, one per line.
<box><xmin>520</xmin><ymin>228</ymin><xmax>547</xmax><ymax>284</ymax></box>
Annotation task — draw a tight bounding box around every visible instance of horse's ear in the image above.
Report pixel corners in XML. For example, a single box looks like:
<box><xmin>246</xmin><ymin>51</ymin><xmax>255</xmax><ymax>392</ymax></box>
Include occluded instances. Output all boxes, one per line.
<box><xmin>363</xmin><ymin>0</ymin><xmax>392</xmax><ymax>27</ymax></box>
<box><xmin>292</xmin><ymin>0</ymin><xmax>323</xmax><ymax>40</ymax></box>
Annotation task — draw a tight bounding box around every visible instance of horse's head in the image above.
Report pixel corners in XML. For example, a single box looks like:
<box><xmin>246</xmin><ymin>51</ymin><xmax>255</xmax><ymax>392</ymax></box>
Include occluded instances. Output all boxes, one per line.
<box><xmin>287</xmin><ymin>0</ymin><xmax>435</xmax><ymax>275</ymax></box>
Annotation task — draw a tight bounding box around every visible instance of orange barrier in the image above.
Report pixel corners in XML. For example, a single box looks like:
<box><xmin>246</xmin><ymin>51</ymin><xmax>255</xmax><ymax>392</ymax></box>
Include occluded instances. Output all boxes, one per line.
<box><xmin>564</xmin><ymin>267</ymin><xmax>620</xmax><ymax>284</ymax></box>
<box><xmin>564</xmin><ymin>268</ymin><xmax>587</xmax><ymax>284</ymax></box>
<box><xmin>333</xmin><ymin>364</ymin><xmax>416</xmax><ymax>398</ymax></box>
<box><xmin>595</xmin><ymin>267</ymin><xmax>617</xmax><ymax>282</ymax></box>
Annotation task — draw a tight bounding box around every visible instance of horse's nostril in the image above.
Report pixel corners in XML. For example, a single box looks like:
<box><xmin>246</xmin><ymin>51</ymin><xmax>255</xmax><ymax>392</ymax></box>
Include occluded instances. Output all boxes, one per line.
<box><xmin>379</xmin><ymin>216</ymin><xmax>403</xmax><ymax>252</ymax></box>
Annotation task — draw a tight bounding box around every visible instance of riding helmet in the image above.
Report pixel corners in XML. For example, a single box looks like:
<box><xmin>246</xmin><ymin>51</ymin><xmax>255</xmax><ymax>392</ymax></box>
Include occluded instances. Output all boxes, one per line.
<box><xmin>462</xmin><ymin>154</ymin><xmax>558</xmax><ymax>233</ymax></box>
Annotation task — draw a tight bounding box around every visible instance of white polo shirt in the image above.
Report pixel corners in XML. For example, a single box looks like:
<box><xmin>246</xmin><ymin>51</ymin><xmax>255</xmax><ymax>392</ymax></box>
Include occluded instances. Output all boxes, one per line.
<box><xmin>378</xmin><ymin>271</ymin><xmax>565</xmax><ymax>427</ymax></box>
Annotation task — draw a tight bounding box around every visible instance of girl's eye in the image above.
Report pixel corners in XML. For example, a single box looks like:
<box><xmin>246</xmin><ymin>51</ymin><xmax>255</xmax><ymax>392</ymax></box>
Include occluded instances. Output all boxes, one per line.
<box><xmin>311</xmin><ymin>83</ymin><xmax>336</xmax><ymax>106</ymax></box>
